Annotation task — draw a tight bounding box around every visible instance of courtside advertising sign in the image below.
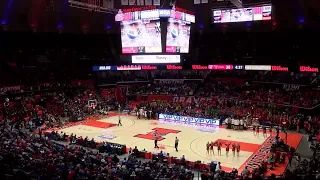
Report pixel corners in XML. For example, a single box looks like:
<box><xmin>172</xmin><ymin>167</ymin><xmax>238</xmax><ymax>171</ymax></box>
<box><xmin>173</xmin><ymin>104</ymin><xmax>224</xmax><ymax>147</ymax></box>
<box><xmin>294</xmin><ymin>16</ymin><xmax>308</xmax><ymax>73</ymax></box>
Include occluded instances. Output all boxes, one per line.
<box><xmin>159</xmin><ymin>114</ymin><xmax>219</xmax><ymax>126</ymax></box>
<box><xmin>132</xmin><ymin>55</ymin><xmax>181</xmax><ymax>64</ymax></box>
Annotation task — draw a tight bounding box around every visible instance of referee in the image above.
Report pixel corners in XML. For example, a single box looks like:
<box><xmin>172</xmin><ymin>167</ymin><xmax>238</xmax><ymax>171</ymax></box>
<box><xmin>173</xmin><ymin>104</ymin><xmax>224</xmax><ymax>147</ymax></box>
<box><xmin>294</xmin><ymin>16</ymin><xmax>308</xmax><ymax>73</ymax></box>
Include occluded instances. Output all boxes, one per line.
<box><xmin>117</xmin><ymin>116</ymin><xmax>122</xmax><ymax>126</ymax></box>
<box><xmin>154</xmin><ymin>132</ymin><xmax>159</xmax><ymax>148</ymax></box>
<box><xmin>175</xmin><ymin>137</ymin><xmax>179</xmax><ymax>152</ymax></box>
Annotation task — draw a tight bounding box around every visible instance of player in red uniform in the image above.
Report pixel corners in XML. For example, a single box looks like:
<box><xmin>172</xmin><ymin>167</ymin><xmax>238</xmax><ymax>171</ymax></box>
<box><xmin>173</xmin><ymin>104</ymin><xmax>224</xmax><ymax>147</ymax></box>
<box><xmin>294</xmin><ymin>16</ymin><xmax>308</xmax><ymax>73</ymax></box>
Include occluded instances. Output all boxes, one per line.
<box><xmin>206</xmin><ymin>142</ymin><xmax>210</xmax><ymax>155</ymax></box>
<box><xmin>210</xmin><ymin>141</ymin><xmax>215</xmax><ymax>155</ymax></box>
<box><xmin>256</xmin><ymin>126</ymin><xmax>259</xmax><ymax>136</ymax></box>
<box><xmin>263</xmin><ymin>126</ymin><xmax>267</xmax><ymax>138</ymax></box>
<box><xmin>236</xmin><ymin>144</ymin><xmax>240</xmax><ymax>157</ymax></box>
<box><xmin>217</xmin><ymin>141</ymin><xmax>222</xmax><ymax>156</ymax></box>
<box><xmin>232</xmin><ymin>143</ymin><xmax>236</xmax><ymax>157</ymax></box>
<box><xmin>225</xmin><ymin>142</ymin><xmax>230</xmax><ymax>157</ymax></box>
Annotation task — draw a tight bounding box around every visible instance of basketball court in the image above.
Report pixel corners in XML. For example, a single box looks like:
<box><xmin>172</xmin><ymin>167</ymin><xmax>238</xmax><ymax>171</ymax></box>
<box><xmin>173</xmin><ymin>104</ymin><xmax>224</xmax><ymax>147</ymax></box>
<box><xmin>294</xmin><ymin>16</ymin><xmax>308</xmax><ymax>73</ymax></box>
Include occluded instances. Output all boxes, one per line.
<box><xmin>50</xmin><ymin>113</ymin><xmax>302</xmax><ymax>175</ymax></box>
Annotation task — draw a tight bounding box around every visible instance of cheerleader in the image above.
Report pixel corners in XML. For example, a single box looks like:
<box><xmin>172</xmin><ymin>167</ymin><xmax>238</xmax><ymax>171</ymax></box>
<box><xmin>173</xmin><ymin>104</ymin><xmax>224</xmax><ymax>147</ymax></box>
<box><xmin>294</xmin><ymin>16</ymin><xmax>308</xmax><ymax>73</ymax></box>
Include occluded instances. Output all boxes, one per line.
<box><xmin>263</xmin><ymin>126</ymin><xmax>267</xmax><ymax>138</ymax></box>
<box><xmin>253</xmin><ymin>126</ymin><xmax>256</xmax><ymax>136</ymax></box>
<box><xmin>225</xmin><ymin>142</ymin><xmax>230</xmax><ymax>157</ymax></box>
<box><xmin>210</xmin><ymin>141</ymin><xmax>215</xmax><ymax>155</ymax></box>
<box><xmin>236</xmin><ymin>144</ymin><xmax>240</xmax><ymax>157</ymax></box>
<box><xmin>232</xmin><ymin>143</ymin><xmax>236</xmax><ymax>157</ymax></box>
<box><xmin>206</xmin><ymin>142</ymin><xmax>210</xmax><ymax>155</ymax></box>
<box><xmin>217</xmin><ymin>141</ymin><xmax>222</xmax><ymax>156</ymax></box>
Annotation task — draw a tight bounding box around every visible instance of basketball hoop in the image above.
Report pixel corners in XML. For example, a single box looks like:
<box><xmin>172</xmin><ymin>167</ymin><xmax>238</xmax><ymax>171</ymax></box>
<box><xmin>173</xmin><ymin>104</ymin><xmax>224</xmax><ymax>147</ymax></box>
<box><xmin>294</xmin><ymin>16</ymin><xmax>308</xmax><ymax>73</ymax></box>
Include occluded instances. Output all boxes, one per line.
<box><xmin>88</xmin><ymin>99</ymin><xmax>97</xmax><ymax>109</ymax></box>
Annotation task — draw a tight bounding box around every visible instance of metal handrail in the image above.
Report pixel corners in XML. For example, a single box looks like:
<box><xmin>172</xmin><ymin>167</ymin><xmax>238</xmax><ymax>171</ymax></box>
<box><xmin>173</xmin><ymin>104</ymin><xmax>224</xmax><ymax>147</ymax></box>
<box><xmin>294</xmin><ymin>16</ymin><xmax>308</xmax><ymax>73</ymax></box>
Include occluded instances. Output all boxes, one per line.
<box><xmin>68</xmin><ymin>0</ymin><xmax>118</xmax><ymax>14</ymax></box>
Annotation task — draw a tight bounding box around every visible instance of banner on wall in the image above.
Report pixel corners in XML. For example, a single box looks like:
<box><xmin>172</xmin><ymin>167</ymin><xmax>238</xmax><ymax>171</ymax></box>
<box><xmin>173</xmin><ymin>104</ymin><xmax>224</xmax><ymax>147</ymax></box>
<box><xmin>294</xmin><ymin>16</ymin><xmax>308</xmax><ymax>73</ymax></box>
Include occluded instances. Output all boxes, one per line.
<box><xmin>129</xmin><ymin>0</ymin><xmax>136</xmax><ymax>5</ymax></box>
<box><xmin>145</xmin><ymin>94</ymin><xmax>215</xmax><ymax>104</ymax></box>
<box><xmin>283</xmin><ymin>84</ymin><xmax>300</xmax><ymax>91</ymax></box>
<box><xmin>137</xmin><ymin>0</ymin><xmax>144</xmax><ymax>5</ymax></box>
<box><xmin>159</xmin><ymin>114</ymin><xmax>220</xmax><ymax>126</ymax></box>
<box><xmin>145</xmin><ymin>0</ymin><xmax>152</xmax><ymax>5</ymax></box>
<box><xmin>172</xmin><ymin>96</ymin><xmax>214</xmax><ymax>103</ymax></box>
<box><xmin>194</xmin><ymin>0</ymin><xmax>201</xmax><ymax>4</ymax></box>
<box><xmin>116</xmin><ymin>86</ymin><xmax>128</xmax><ymax>103</ymax></box>
<box><xmin>153</xmin><ymin>0</ymin><xmax>160</xmax><ymax>5</ymax></box>
<box><xmin>121</xmin><ymin>0</ymin><xmax>129</xmax><ymax>5</ymax></box>
<box><xmin>154</xmin><ymin>79</ymin><xmax>184</xmax><ymax>84</ymax></box>
<box><xmin>0</xmin><ymin>85</ymin><xmax>23</xmax><ymax>93</ymax></box>
<box><xmin>154</xmin><ymin>79</ymin><xmax>203</xmax><ymax>82</ymax></box>
<box><xmin>103</xmin><ymin>0</ymin><xmax>114</xmax><ymax>8</ymax></box>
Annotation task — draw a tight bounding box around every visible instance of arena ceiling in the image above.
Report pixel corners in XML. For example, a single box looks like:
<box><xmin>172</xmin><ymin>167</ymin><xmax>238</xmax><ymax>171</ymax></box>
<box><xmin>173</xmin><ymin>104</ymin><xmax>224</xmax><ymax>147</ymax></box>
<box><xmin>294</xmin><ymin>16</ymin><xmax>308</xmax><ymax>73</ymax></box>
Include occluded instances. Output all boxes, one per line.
<box><xmin>0</xmin><ymin>0</ymin><xmax>318</xmax><ymax>33</ymax></box>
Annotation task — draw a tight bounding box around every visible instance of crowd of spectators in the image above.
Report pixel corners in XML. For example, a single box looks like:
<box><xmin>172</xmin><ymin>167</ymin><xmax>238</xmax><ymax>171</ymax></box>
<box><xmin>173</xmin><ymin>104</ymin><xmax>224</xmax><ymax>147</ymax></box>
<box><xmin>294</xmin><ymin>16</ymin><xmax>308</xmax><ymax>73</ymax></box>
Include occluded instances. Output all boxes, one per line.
<box><xmin>198</xmin><ymin>80</ymin><xmax>320</xmax><ymax>108</ymax></box>
<box><xmin>0</xmin><ymin>83</ymin><xmax>98</xmax><ymax>130</ymax></box>
<box><xmin>128</xmin><ymin>81</ymin><xmax>199</xmax><ymax>96</ymax></box>
<box><xmin>0</xmin><ymin>75</ymin><xmax>318</xmax><ymax>180</ymax></box>
<box><xmin>133</xmin><ymin>97</ymin><xmax>306</xmax><ymax>129</ymax></box>
<box><xmin>123</xmin><ymin>70</ymin><xmax>320</xmax><ymax>109</ymax></box>
<box><xmin>152</xmin><ymin>70</ymin><xmax>208</xmax><ymax>80</ymax></box>
<box><xmin>0</xmin><ymin>118</ymin><xmax>196</xmax><ymax>180</ymax></box>
<box><xmin>97</xmin><ymin>71</ymin><xmax>149</xmax><ymax>85</ymax></box>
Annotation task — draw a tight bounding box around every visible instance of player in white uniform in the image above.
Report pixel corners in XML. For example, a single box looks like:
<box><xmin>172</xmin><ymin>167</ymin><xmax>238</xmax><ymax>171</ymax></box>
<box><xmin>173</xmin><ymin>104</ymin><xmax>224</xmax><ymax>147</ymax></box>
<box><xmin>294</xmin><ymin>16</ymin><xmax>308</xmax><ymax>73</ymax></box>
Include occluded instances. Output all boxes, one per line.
<box><xmin>234</xmin><ymin>119</ymin><xmax>239</xmax><ymax>130</ymax></box>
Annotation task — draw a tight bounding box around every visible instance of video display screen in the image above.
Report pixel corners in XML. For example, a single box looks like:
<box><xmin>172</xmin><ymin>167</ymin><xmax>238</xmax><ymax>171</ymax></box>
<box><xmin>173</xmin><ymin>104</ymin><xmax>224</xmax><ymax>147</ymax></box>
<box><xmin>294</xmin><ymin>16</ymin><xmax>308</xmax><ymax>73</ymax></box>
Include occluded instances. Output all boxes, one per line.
<box><xmin>165</xmin><ymin>18</ymin><xmax>191</xmax><ymax>53</ymax></box>
<box><xmin>212</xmin><ymin>5</ymin><xmax>272</xmax><ymax>23</ymax></box>
<box><xmin>121</xmin><ymin>19</ymin><xmax>162</xmax><ymax>54</ymax></box>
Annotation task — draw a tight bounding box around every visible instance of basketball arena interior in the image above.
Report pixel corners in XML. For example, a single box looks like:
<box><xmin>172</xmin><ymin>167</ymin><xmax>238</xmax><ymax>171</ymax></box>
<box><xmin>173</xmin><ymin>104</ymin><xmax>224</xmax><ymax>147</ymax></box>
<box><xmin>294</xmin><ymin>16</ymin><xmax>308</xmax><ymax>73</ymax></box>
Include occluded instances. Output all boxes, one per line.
<box><xmin>0</xmin><ymin>0</ymin><xmax>319</xmax><ymax>179</ymax></box>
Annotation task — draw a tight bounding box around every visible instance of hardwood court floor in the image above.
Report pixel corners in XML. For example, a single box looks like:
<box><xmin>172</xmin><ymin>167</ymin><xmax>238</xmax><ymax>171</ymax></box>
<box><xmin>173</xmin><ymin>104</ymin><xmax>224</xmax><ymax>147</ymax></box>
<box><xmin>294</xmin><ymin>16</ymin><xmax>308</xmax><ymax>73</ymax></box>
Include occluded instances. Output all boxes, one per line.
<box><xmin>57</xmin><ymin>114</ymin><xmax>302</xmax><ymax>174</ymax></box>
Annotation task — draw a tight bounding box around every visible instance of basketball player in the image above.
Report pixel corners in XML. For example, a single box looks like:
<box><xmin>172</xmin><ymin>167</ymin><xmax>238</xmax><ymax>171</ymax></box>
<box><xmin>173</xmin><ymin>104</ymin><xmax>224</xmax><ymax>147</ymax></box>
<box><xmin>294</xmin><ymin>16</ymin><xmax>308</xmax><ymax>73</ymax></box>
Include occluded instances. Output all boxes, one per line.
<box><xmin>239</xmin><ymin>118</ymin><xmax>244</xmax><ymax>130</ymax></box>
<box><xmin>217</xmin><ymin>141</ymin><xmax>222</xmax><ymax>156</ymax></box>
<box><xmin>137</xmin><ymin>108</ymin><xmax>140</xmax><ymax>119</ymax></box>
<box><xmin>256</xmin><ymin>126</ymin><xmax>259</xmax><ymax>136</ymax></box>
<box><xmin>269</xmin><ymin>125</ymin><xmax>273</xmax><ymax>137</ymax></box>
<box><xmin>234</xmin><ymin>118</ymin><xmax>239</xmax><ymax>130</ymax></box>
<box><xmin>210</xmin><ymin>141</ymin><xmax>215</xmax><ymax>155</ymax></box>
<box><xmin>117</xmin><ymin>116</ymin><xmax>122</xmax><ymax>126</ymax></box>
<box><xmin>154</xmin><ymin>131</ymin><xmax>159</xmax><ymax>148</ymax></box>
<box><xmin>263</xmin><ymin>126</ymin><xmax>267</xmax><ymax>138</ymax></box>
<box><xmin>253</xmin><ymin>126</ymin><xmax>256</xmax><ymax>136</ymax></box>
<box><xmin>276</xmin><ymin>126</ymin><xmax>280</xmax><ymax>138</ymax></box>
<box><xmin>225</xmin><ymin>142</ymin><xmax>230</xmax><ymax>157</ymax></box>
<box><xmin>174</xmin><ymin>137</ymin><xmax>179</xmax><ymax>152</ymax></box>
<box><xmin>231</xmin><ymin>118</ymin><xmax>234</xmax><ymax>130</ymax></box>
<box><xmin>232</xmin><ymin>142</ymin><xmax>236</xmax><ymax>157</ymax></box>
<box><xmin>236</xmin><ymin>144</ymin><xmax>240</xmax><ymax>157</ymax></box>
<box><xmin>206</xmin><ymin>142</ymin><xmax>210</xmax><ymax>155</ymax></box>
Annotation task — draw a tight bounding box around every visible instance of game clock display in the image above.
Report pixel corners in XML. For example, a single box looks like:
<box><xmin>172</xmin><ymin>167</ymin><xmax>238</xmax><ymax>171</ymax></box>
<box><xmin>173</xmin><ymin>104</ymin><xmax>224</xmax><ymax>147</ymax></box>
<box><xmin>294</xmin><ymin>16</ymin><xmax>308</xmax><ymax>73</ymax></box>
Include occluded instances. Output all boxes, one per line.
<box><xmin>121</xmin><ymin>19</ymin><xmax>162</xmax><ymax>54</ymax></box>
